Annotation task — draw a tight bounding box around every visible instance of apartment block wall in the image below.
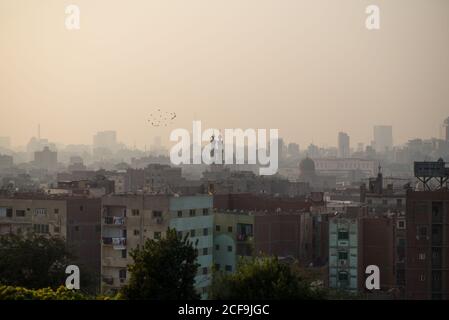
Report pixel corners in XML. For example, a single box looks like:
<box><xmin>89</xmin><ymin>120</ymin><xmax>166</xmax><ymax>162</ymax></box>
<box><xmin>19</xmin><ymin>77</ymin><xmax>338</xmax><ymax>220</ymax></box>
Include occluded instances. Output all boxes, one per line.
<box><xmin>213</xmin><ymin>212</ymin><xmax>254</xmax><ymax>274</ymax></box>
<box><xmin>0</xmin><ymin>197</ymin><xmax>101</xmax><ymax>290</ymax></box>
<box><xmin>169</xmin><ymin>195</ymin><xmax>214</xmax><ymax>299</ymax></box>
<box><xmin>405</xmin><ymin>191</ymin><xmax>449</xmax><ymax>300</ymax></box>
<box><xmin>101</xmin><ymin>194</ymin><xmax>214</xmax><ymax>298</ymax></box>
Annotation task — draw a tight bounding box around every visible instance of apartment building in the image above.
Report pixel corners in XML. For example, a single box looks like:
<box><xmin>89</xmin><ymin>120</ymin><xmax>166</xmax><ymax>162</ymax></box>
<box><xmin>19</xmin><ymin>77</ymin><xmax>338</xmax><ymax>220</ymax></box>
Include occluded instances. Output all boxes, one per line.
<box><xmin>213</xmin><ymin>194</ymin><xmax>316</xmax><ymax>265</ymax></box>
<box><xmin>360</xmin><ymin>168</ymin><xmax>408</xmax><ymax>292</ymax></box>
<box><xmin>100</xmin><ymin>194</ymin><xmax>213</xmax><ymax>298</ymax></box>
<box><xmin>329</xmin><ymin>211</ymin><xmax>395</xmax><ymax>295</ymax></box>
<box><xmin>405</xmin><ymin>190</ymin><xmax>449</xmax><ymax>299</ymax></box>
<box><xmin>213</xmin><ymin>212</ymin><xmax>254</xmax><ymax>274</ymax></box>
<box><xmin>0</xmin><ymin>194</ymin><xmax>102</xmax><ymax>287</ymax></box>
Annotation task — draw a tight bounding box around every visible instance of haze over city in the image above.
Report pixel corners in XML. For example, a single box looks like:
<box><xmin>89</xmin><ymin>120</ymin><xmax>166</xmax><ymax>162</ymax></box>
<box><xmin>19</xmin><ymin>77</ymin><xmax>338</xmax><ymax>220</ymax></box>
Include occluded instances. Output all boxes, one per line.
<box><xmin>3</xmin><ymin>0</ymin><xmax>449</xmax><ymax>308</ymax></box>
<box><xmin>1</xmin><ymin>0</ymin><xmax>449</xmax><ymax>149</ymax></box>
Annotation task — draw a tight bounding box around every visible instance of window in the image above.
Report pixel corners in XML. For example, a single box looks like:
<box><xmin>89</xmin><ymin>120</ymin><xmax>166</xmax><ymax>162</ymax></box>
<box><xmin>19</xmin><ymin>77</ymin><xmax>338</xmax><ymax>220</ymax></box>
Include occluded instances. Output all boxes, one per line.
<box><xmin>420</xmin><ymin>274</ymin><xmax>426</xmax><ymax>281</ymax></box>
<box><xmin>396</xmin><ymin>199</ymin><xmax>403</xmax><ymax>207</ymax></box>
<box><xmin>79</xmin><ymin>206</ymin><xmax>84</xmax><ymax>211</ymax></box>
<box><xmin>203</xmin><ymin>228</ymin><xmax>208</xmax><ymax>236</ymax></box>
<box><xmin>190</xmin><ymin>230</ymin><xmax>196</xmax><ymax>237</ymax></box>
<box><xmin>134</xmin><ymin>229</ymin><xmax>140</xmax><ymax>236</ymax></box>
<box><xmin>54</xmin><ymin>226</ymin><xmax>60</xmax><ymax>233</ymax></box>
<box><xmin>0</xmin><ymin>207</ymin><xmax>10</xmax><ymax>217</ymax></box>
<box><xmin>215</xmin><ymin>225</ymin><xmax>221</xmax><ymax>232</ymax></box>
<box><xmin>177</xmin><ymin>210</ymin><xmax>182</xmax><ymax>217</ymax></box>
<box><xmin>227</xmin><ymin>245</ymin><xmax>233</xmax><ymax>252</ymax></box>
<box><xmin>16</xmin><ymin>210</ymin><xmax>26</xmax><ymax>217</ymax></box>
<box><xmin>54</xmin><ymin>209</ymin><xmax>59</xmax><ymax>214</ymax></box>
<box><xmin>338</xmin><ymin>272</ymin><xmax>349</xmax><ymax>281</ymax></box>
<box><xmin>338</xmin><ymin>251</ymin><xmax>348</xmax><ymax>260</ymax></box>
<box><xmin>419</xmin><ymin>253</ymin><xmax>426</xmax><ymax>260</ymax></box>
<box><xmin>132</xmin><ymin>209</ymin><xmax>140</xmax><ymax>216</ymax></box>
<box><xmin>202</xmin><ymin>267</ymin><xmax>208</xmax><ymax>275</ymax></box>
<box><xmin>119</xmin><ymin>269</ymin><xmax>127</xmax><ymax>279</ymax></box>
<box><xmin>189</xmin><ymin>209</ymin><xmax>196</xmax><ymax>217</ymax></box>
<box><xmin>225</xmin><ymin>265</ymin><xmax>232</xmax><ymax>272</ymax></box>
<box><xmin>417</xmin><ymin>226</ymin><xmax>428</xmax><ymax>239</ymax></box>
<box><xmin>152</xmin><ymin>211</ymin><xmax>162</xmax><ymax>218</ymax></box>
<box><xmin>154</xmin><ymin>232</ymin><xmax>161</xmax><ymax>240</ymax></box>
<box><xmin>228</xmin><ymin>226</ymin><xmax>233</xmax><ymax>233</ymax></box>
<box><xmin>74</xmin><ymin>226</ymin><xmax>79</xmax><ymax>231</ymax></box>
<box><xmin>338</xmin><ymin>230</ymin><xmax>349</xmax><ymax>240</ymax></box>
<box><xmin>33</xmin><ymin>224</ymin><xmax>49</xmax><ymax>234</ymax></box>
<box><xmin>202</xmin><ymin>248</ymin><xmax>208</xmax><ymax>255</ymax></box>
<box><xmin>122</xmin><ymin>249</ymin><xmax>127</xmax><ymax>259</ymax></box>
<box><xmin>34</xmin><ymin>208</ymin><xmax>47</xmax><ymax>215</ymax></box>
<box><xmin>215</xmin><ymin>244</ymin><xmax>220</xmax><ymax>251</ymax></box>
<box><xmin>397</xmin><ymin>220</ymin><xmax>406</xmax><ymax>230</ymax></box>
<box><xmin>202</xmin><ymin>208</ymin><xmax>209</xmax><ymax>216</ymax></box>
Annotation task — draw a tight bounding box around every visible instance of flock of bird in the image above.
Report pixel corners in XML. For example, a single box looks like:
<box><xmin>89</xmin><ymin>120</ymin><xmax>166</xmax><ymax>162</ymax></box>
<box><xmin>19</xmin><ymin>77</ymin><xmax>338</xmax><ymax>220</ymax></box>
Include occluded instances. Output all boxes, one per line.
<box><xmin>147</xmin><ymin>109</ymin><xmax>177</xmax><ymax>127</ymax></box>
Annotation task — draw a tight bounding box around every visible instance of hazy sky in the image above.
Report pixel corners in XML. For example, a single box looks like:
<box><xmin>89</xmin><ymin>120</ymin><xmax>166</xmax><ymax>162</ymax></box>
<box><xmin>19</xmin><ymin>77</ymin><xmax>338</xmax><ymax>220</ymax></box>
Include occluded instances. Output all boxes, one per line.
<box><xmin>1</xmin><ymin>0</ymin><xmax>448</xmax><ymax>149</ymax></box>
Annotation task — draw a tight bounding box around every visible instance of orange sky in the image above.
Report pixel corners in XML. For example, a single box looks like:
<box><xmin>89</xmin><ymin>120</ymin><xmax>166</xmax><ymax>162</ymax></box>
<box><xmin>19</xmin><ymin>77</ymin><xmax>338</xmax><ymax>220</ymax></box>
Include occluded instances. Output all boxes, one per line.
<box><xmin>1</xmin><ymin>0</ymin><xmax>448</xmax><ymax>149</ymax></box>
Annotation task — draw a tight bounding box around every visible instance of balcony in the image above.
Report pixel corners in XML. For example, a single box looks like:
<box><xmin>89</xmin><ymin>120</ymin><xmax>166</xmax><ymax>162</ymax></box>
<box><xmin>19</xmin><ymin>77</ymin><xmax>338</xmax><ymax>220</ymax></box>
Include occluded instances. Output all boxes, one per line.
<box><xmin>102</xmin><ymin>237</ymin><xmax>127</xmax><ymax>249</ymax></box>
<box><xmin>236</xmin><ymin>233</ymin><xmax>253</xmax><ymax>242</ymax></box>
<box><xmin>103</xmin><ymin>216</ymin><xmax>126</xmax><ymax>226</ymax></box>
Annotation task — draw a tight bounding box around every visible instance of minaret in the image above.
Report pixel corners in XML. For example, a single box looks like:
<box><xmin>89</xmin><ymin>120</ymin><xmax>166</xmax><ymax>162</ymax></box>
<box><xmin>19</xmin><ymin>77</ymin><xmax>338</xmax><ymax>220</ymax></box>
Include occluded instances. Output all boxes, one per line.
<box><xmin>376</xmin><ymin>164</ymin><xmax>383</xmax><ymax>194</ymax></box>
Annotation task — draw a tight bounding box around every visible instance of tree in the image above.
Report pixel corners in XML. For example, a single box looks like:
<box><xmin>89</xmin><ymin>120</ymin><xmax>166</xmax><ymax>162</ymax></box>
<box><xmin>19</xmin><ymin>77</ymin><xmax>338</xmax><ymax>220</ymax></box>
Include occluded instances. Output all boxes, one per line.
<box><xmin>209</xmin><ymin>256</ymin><xmax>326</xmax><ymax>300</ymax></box>
<box><xmin>121</xmin><ymin>228</ymin><xmax>200</xmax><ymax>300</ymax></box>
<box><xmin>0</xmin><ymin>234</ymin><xmax>71</xmax><ymax>289</ymax></box>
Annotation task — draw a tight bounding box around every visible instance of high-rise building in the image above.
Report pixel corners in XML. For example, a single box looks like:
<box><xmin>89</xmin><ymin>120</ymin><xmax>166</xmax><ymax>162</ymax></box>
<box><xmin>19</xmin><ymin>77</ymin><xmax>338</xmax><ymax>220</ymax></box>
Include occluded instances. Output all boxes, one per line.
<box><xmin>373</xmin><ymin>126</ymin><xmax>393</xmax><ymax>153</ymax></box>
<box><xmin>338</xmin><ymin>132</ymin><xmax>350</xmax><ymax>158</ymax></box>
<box><xmin>287</xmin><ymin>143</ymin><xmax>300</xmax><ymax>158</ymax></box>
<box><xmin>34</xmin><ymin>146</ymin><xmax>57</xmax><ymax>170</ymax></box>
<box><xmin>93</xmin><ymin>131</ymin><xmax>117</xmax><ymax>151</ymax></box>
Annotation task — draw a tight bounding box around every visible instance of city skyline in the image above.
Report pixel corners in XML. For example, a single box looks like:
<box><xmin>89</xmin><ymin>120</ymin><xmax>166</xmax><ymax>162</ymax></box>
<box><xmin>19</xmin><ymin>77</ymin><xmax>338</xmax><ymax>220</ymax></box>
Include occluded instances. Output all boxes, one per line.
<box><xmin>1</xmin><ymin>120</ymin><xmax>448</xmax><ymax>152</ymax></box>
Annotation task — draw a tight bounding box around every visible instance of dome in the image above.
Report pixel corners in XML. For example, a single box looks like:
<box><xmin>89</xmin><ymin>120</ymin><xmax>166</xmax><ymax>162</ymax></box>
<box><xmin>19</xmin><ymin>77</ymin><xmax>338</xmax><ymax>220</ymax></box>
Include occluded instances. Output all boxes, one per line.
<box><xmin>299</xmin><ymin>157</ymin><xmax>316</xmax><ymax>175</ymax></box>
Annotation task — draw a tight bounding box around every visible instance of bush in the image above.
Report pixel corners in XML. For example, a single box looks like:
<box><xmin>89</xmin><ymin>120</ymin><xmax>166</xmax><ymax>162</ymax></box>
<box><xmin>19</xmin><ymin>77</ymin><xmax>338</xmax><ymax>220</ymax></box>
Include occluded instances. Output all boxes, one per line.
<box><xmin>0</xmin><ymin>284</ymin><xmax>124</xmax><ymax>300</ymax></box>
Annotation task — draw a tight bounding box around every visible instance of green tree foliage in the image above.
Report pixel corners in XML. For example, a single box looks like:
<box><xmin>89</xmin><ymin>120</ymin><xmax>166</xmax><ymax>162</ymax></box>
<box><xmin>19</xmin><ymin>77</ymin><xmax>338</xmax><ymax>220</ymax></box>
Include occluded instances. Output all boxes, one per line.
<box><xmin>121</xmin><ymin>228</ymin><xmax>200</xmax><ymax>300</ymax></box>
<box><xmin>0</xmin><ymin>234</ymin><xmax>71</xmax><ymax>289</ymax></box>
<box><xmin>209</xmin><ymin>257</ymin><xmax>327</xmax><ymax>300</ymax></box>
<box><xmin>0</xmin><ymin>285</ymin><xmax>89</xmax><ymax>300</ymax></box>
<box><xmin>0</xmin><ymin>284</ymin><xmax>123</xmax><ymax>300</ymax></box>
<box><xmin>0</xmin><ymin>234</ymin><xmax>97</xmax><ymax>293</ymax></box>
